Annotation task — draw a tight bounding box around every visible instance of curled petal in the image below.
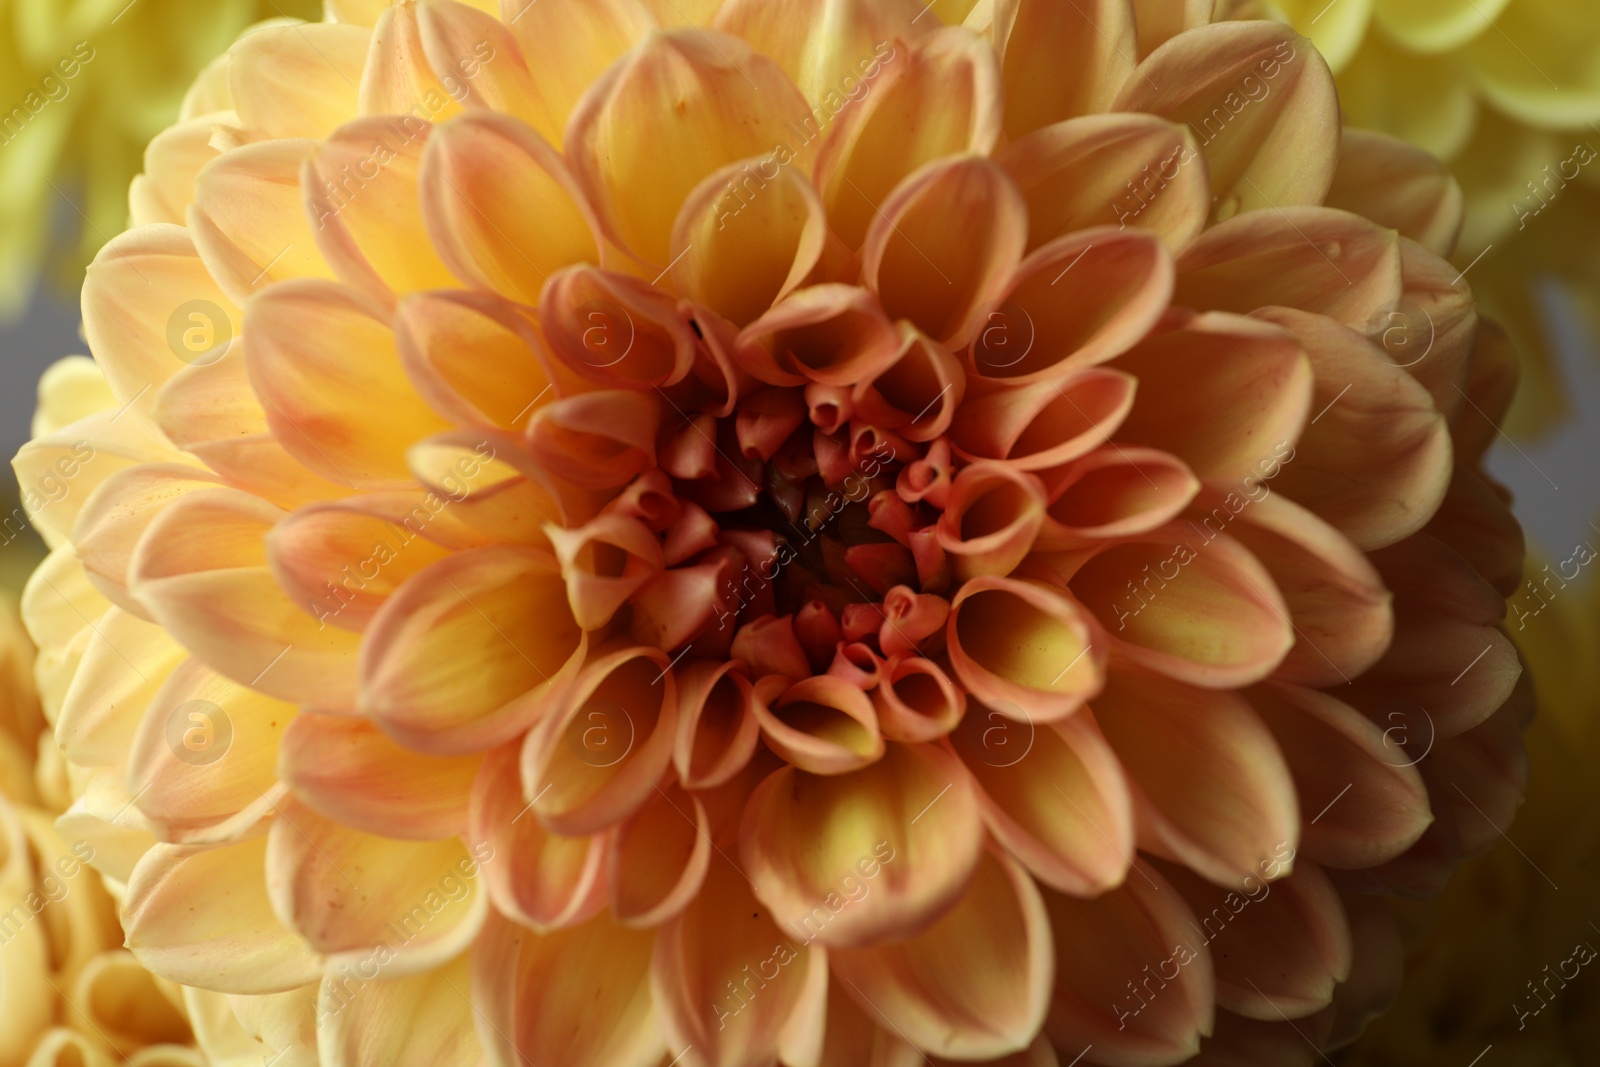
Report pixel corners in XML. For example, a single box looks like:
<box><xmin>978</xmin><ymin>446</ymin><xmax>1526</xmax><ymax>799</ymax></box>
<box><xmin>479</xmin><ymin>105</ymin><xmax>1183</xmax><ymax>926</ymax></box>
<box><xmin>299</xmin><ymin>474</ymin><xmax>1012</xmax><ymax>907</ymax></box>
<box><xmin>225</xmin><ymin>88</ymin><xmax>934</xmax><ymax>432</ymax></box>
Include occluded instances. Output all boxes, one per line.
<box><xmin>936</xmin><ymin>461</ymin><xmax>1048</xmax><ymax>580</ymax></box>
<box><xmin>996</xmin><ymin>113</ymin><xmax>1209</xmax><ymax>253</ymax></box>
<box><xmin>750</xmin><ymin>674</ymin><xmax>885</xmax><ymax>775</ymax></box>
<box><xmin>871</xmin><ymin>656</ymin><xmax>964</xmax><ymax>742</ymax></box>
<box><xmin>1247</xmin><ymin>683</ymin><xmax>1432</xmax><ymax>871</ymax></box>
<box><xmin>817</xmin><ymin>28</ymin><xmax>1002</xmax><ymax>247</ymax></box>
<box><xmin>630</xmin><ymin>554</ymin><xmax>739</xmax><ymax>650</ymax></box>
<box><xmin>520</xmin><ymin>645</ymin><xmax>679</xmax><ymax>834</ymax></box>
<box><xmin>608</xmin><ymin>778</ymin><xmax>712</xmax><ymax>927</ymax></box>
<box><xmin>469</xmin><ymin>743</ymin><xmax>608</xmax><ymax>931</ymax></box>
<box><xmin>1092</xmin><ymin>667</ymin><xmax>1300</xmax><ymax>886</ymax></box>
<box><xmin>877</xmin><ymin>587</ymin><xmax>950</xmax><ymax>660</ymax></box>
<box><xmin>361</xmin><ymin>545</ymin><xmax>585</xmax><ymax>752</ymax></box>
<box><xmin>1113</xmin><ymin>22</ymin><xmax>1338</xmax><ymax>216</ymax></box>
<box><xmin>852</xmin><ymin>324</ymin><xmax>967</xmax><ymax>443</ymax></box>
<box><xmin>948</xmin><ymin>702</ymin><xmax>1133</xmax><ymax>895</ymax></box>
<box><xmin>280</xmin><ymin>712</ymin><xmax>480</xmax><ymax>840</ymax></box>
<box><xmin>1036</xmin><ymin>446</ymin><xmax>1199</xmax><ymax>548</ymax></box>
<box><xmin>862</xmin><ymin>156</ymin><xmax>1027</xmax><ymax>346</ymax></box>
<box><xmin>947</xmin><ymin>576</ymin><xmax>1104</xmax><ymax>721</ymax></box>
<box><xmin>735</xmin><ymin>285</ymin><xmax>902</xmax><ymax>388</ymax></box>
<box><xmin>830</xmin><ymin>846</ymin><xmax>1051</xmax><ymax>1060</ymax></box>
<box><xmin>732</xmin><ymin>614</ymin><xmax>813</xmax><ymax>681</ymax></box>
<box><xmin>968</xmin><ymin>229</ymin><xmax>1173</xmax><ymax>384</ymax></box>
<box><xmin>671</xmin><ymin>156</ymin><xmax>829</xmax><ymax>326</ymax></box>
<box><xmin>546</xmin><ymin>512</ymin><xmax>665</xmax><ymax>630</ymax></box>
<box><xmin>422</xmin><ymin>111</ymin><xmax>604</xmax><ymax>304</ymax></box>
<box><xmin>567</xmin><ymin>27</ymin><xmax>815</xmax><ymax>265</ymax></box>
<box><xmin>408</xmin><ymin>431</ymin><xmax>569</xmax><ymax>546</ymax></box>
<box><xmin>475</xmin><ymin>910</ymin><xmax>662</xmax><ymax>1067</ymax></box>
<box><xmin>124</xmin><ymin>837</ymin><xmax>321</xmax><ymax>995</ymax></box>
<box><xmin>949</xmin><ymin>370</ymin><xmax>1137</xmax><ymax>470</ymax></box>
<box><xmin>673</xmin><ymin>659</ymin><xmax>760</xmax><ymax>791</ymax></box>
<box><xmin>541</xmin><ymin>266</ymin><xmax>697</xmax><ymax>389</ymax></box>
<box><xmin>526</xmin><ymin>389</ymin><xmax>661</xmax><ymax>490</ymax></box>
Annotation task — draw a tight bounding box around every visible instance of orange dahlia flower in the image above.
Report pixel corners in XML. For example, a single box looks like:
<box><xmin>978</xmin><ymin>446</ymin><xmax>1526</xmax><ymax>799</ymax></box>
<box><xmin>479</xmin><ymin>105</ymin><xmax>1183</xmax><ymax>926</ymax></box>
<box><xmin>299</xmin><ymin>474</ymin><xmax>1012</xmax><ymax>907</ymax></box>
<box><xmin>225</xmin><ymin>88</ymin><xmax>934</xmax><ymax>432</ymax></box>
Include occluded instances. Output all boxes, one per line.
<box><xmin>12</xmin><ymin>0</ymin><xmax>1529</xmax><ymax>1063</ymax></box>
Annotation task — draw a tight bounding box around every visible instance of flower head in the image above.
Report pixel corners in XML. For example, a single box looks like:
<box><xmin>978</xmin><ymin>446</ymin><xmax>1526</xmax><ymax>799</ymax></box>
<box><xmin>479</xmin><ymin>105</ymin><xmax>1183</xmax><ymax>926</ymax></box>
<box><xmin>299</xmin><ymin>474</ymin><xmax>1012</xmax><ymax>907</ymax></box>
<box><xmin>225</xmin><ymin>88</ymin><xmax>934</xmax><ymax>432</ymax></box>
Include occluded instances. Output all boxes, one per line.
<box><xmin>13</xmin><ymin>0</ymin><xmax>1528</xmax><ymax>1063</ymax></box>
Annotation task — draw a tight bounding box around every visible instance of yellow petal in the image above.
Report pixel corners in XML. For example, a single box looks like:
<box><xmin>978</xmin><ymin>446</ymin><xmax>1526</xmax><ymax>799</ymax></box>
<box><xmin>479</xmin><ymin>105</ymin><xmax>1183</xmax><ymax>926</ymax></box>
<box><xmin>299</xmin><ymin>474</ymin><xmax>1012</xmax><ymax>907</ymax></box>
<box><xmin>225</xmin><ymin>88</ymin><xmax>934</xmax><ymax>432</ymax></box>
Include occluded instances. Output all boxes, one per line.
<box><xmin>504</xmin><ymin>0</ymin><xmax>659</xmax><ymax>143</ymax></box>
<box><xmin>396</xmin><ymin>290</ymin><xmax>562</xmax><ymax>431</ymax></box>
<box><xmin>1335</xmin><ymin>32</ymin><xmax>1477</xmax><ymax>161</ymax></box>
<box><xmin>1467</xmin><ymin>0</ymin><xmax>1600</xmax><ymax>128</ymax></box>
<box><xmin>1261</xmin><ymin>0</ymin><xmax>1373</xmax><ymax>71</ymax></box>
<box><xmin>993</xmin><ymin>0</ymin><xmax>1137</xmax><ymax>138</ymax></box>
<box><xmin>55</xmin><ymin>607</ymin><xmax>184</xmax><ymax>766</ymax></box>
<box><xmin>318</xmin><ymin>951</ymin><xmax>482</xmax><ymax>1067</ymax></box>
<box><xmin>228</xmin><ymin>22</ymin><xmax>370</xmax><ymax>140</ymax></box>
<box><xmin>358</xmin><ymin>3</ymin><xmax>467</xmax><ymax>124</ymax></box>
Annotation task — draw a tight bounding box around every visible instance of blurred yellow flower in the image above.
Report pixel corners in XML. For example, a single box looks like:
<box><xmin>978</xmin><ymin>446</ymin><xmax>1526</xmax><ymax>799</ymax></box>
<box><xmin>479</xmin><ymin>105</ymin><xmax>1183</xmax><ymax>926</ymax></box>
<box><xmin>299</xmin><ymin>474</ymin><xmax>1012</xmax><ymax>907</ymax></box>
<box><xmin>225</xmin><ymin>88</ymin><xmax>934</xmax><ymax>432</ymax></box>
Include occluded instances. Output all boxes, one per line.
<box><xmin>0</xmin><ymin>0</ymin><xmax>317</xmax><ymax>319</ymax></box>
<box><xmin>1246</xmin><ymin>0</ymin><xmax>1600</xmax><ymax>438</ymax></box>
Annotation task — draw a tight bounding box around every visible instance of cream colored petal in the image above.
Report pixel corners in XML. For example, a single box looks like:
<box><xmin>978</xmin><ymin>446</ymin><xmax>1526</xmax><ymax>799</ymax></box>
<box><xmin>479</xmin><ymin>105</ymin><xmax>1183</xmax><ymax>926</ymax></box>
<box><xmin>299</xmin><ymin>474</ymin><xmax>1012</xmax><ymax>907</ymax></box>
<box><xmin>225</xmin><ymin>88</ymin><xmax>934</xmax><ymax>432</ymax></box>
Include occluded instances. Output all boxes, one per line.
<box><xmin>830</xmin><ymin>846</ymin><xmax>1052</xmax><ymax>1060</ymax></box>
<box><xmin>742</xmin><ymin>744</ymin><xmax>982</xmax><ymax>948</ymax></box>
<box><xmin>188</xmin><ymin>139</ymin><xmax>338</xmax><ymax>305</ymax></box>
<box><xmin>128</xmin><ymin>487</ymin><xmax>363</xmax><ymax>708</ymax></box>
<box><xmin>1093</xmin><ymin>667</ymin><xmax>1300</xmax><ymax>886</ymax></box>
<box><xmin>70</xmin><ymin>949</ymin><xmax>194</xmax><ymax>1051</ymax></box>
<box><xmin>360</xmin><ymin>545</ymin><xmax>584</xmax><ymax>753</ymax></box>
<box><xmin>476</xmin><ymin>909</ymin><xmax>663</xmax><ymax>1067</ymax></box>
<box><xmin>421</xmin><ymin>111</ymin><xmax>603</xmax><ymax>305</ymax></box>
<box><xmin>29</xmin><ymin>355</ymin><xmax>115</xmax><ymax>439</ymax></box>
<box><xmin>280</xmin><ymin>713</ymin><xmax>478</xmax><ymax>840</ymax></box>
<box><xmin>1334</xmin><ymin>33</ymin><xmax>1477</xmax><ymax>161</ymax></box>
<box><xmin>1114</xmin><ymin>22</ymin><xmax>1338</xmax><ymax>217</ymax></box>
<box><xmin>503</xmin><ymin>0</ymin><xmax>659</xmax><ymax>143</ymax></box>
<box><xmin>1466</xmin><ymin>0</ymin><xmax>1600</xmax><ymax>127</ymax></box>
<box><xmin>567</xmin><ymin>27</ymin><xmax>816</xmax><ymax>266</ymax></box>
<box><xmin>55</xmin><ymin>607</ymin><xmax>185</xmax><ymax>767</ymax></box>
<box><xmin>57</xmin><ymin>767</ymin><xmax>160</xmax><ymax>884</ymax></box>
<box><xmin>244</xmin><ymin>279</ymin><xmax>452</xmax><ymax>488</ymax></box>
<box><xmin>130</xmin><ymin>115</ymin><xmax>226</xmax><ymax>228</ymax></box>
<box><xmin>21</xmin><ymin>545</ymin><xmax>110</xmax><ymax>714</ymax></box>
<box><xmin>358</xmin><ymin>3</ymin><xmax>466</xmax><ymax>123</ymax></box>
<box><xmin>993</xmin><ymin>0</ymin><xmax>1137</xmax><ymax>138</ymax></box>
<box><xmin>265</xmin><ymin>798</ymin><xmax>486</xmax><ymax>974</ymax></box>
<box><xmin>123</xmin><ymin>837</ymin><xmax>322</xmax><ymax>995</ymax></box>
<box><xmin>318</xmin><ymin>950</ymin><xmax>482</xmax><ymax>1066</ymax></box>
<box><xmin>228</xmin><ymin>22</ymin><xmax>370</xmax><ymax>140</ymax></box>
<box><xmin>181</xmin><ymin>53</ymin><xmax>234</xmax><ymax>119</ymax></box>
<box><xmin>815</xmin><ymin>29</ymin><xmax>1002</xmax><ymax>248</ymax></box>
<box><xmin>997</xmin><ymin>113</ymin><xmax>1210</xmax><ymax>254</ymax></box>
<box><xmin>1326</xmin><ymin>128</ymin><xmax>1463</xmax><ymax>258</ymax></box>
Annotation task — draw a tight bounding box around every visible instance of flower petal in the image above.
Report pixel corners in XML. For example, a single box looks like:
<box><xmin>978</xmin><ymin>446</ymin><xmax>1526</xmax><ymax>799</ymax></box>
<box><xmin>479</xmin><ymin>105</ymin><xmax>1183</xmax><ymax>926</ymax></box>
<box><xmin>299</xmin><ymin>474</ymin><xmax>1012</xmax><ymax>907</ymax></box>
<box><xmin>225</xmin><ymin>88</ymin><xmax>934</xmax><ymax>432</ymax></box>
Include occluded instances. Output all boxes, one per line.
<box><xmin>993</xmin><ymin>0</ymin><xmax>1137</xmax><ymax>138</ymax></box>
<box><xmin>55</xmin><ymin>607</ymin><xmax>185</xmax><ymax>767</ymax></box>
<box><xmin>503</xmin><ymin>0</ymin><xmax>659</xmax><ymax>143</ymax></box>
<box><xmin>946</xmin><ymin>575</ymin><xmax>1104</xmax><ymax>720</ymax></box>
<box><xmin>609</xmin><ymin>778</ymin><xmax>712</xmax><ymax>927</ymax></box>
<box><xmin>1036</xmin><ymin>446</ymin><xmax>1200</xmax><ymax>547</ymax></box>
<box><xmin>1326</xmin><ymin>128</ymin><xmax>1463</xmax><ymax>258</ymax></box>
<box><xmin>228</xmin><ymin>22</ymin><xmax>370</xmax><ymax>140</ymax></box>
<box><xmin>318</xmin><ymin>951</ymin><xmax>482</xmax><ymax>1067</ymax></box>
<box><xmin>948</xmin><ymin>369</ymin><xmax>1137</xmax><ymax>470</ymax></box>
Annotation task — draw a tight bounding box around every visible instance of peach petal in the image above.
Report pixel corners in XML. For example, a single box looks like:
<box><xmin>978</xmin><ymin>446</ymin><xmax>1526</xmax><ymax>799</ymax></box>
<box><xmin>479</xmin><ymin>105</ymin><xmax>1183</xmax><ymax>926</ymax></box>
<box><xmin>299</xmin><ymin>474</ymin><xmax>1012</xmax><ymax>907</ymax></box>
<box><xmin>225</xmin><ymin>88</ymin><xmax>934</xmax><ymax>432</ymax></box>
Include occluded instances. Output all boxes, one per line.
<box><xmin>305</xmin><ymin>116</ymin><xmax>458</xmax><ymax>301</ymax></box>
<box><xmin>936</xmin><ymin>461</ymin><xmax>1048</xmax><ymax>580</ymax></box>
<box><xmin>72</xmin><ymin>463</ymin><xmax>228</xmax><ymax>619</ymax></box>
<box><xmin>521</xmin><ymin>646</ymin><xmax>678</xmax><ymax>834</ymax></box>
<box><xmin>1220</xmin><ymin>491</ymin><xmax>1392</xmax><ymax>686</ymax></box>
<box><xmin>1173</xmin><ymin>207</ymin><xmax>1402</xmax><ymax>329</ymax></box>
<box><xmin>1429</xmin><ymin>697</ymin><xmax>1527</xmax><ymax>861</ymax></box>
<box><xmin>1247</xmin><ymin>683</ymin><xmax>1431</xmax><ymax>871</ymax></box>
<box><xmin>948</xmin><ymin>369</ymin><xmax>1138</xmax><ymax>470</ymax></box>
<box><xmin>871</xmin><ymin>656</ymin><xmax>964</xmax><ymax>742</ymax></box>
<box><xmin>1424</xmin><ymin>464</ymin><xmax>1524</xmax><ymax>598</ymax></box>
<box><xmin>946</xmin><ymin>576</ymin><xmax>1103</xmax><ymax>721</ymax></box>
<box><xmin>852</xmin><ymin>324</ymin><xmax>967</xmax><ymax>443</ymax></box>
<box><xmin>1381</xmin><ymin>236</ymin><xmax>1478</xmax><ymax>420</ymax></box>
<box><xmin>608</xmin><ymin>778</ymin><xmax>712</xmax><ymax>926</ymax></box>
<box><xmin>993</xmin><ymin>0</ymin><xmax>1137</xmax><ymax>137</ymax></box>
<box><xmin>862</xmin><ymin>156</ymin><xmax>1027</xmax><ymax>345</ymax></box>
<box><xmin>1256</xmin><ymin>307</ymin><xmax>1452</xmax><ymax>550</ymax></box>
<box><xmin>127</xmin><ymin>656</ymin><xmax>294</xmax><ymax>844</ymax></box>
<box><xmin>1053</xmin><ymin>527</ymin><xmax>1295</xmax><ymax>688</ymax></box>
<box><xmin>541</xmin><ymin>266</ymin><xmax>697</xmax><ymax>390</ymax></box>
<box><xmin>358</xmin><ymin>2</ymin><xmax>466</xmax><ymax>123</ymax></box>
<box><xmin>525</xmin><ymin>389</ymin><xmax>662</xmax><ymax>490</ymax></box>
<box><xmin>407</xmin><ymin>430</ymin><xmax>571</xmax><ymax>546</ymax></box>
<box><xmin>1113</xmin><ymin>22</ymin><xmax>1338</xmax><ymax>216</ymax></box>
<box><xmin>713</xmin><ymin>0</ymin><xmax>927</xmax><ymax>109</ymax></box>
<box><xmin>651</xmin><ymin>856</ymin><xmax>810</xmax><ymax>1067</ymax></box>
<box><xmin>228</xmin><ymin>22</ymin><xmax>369</xmax><ymax>140</ymax></box>
<box><xmin>1036</xmin><ymin>446</ymin><xmax>1199</xmax><ymax>547</ymax></box>
<box><xmin>997</xmin><ymin>113</ymin><xmax>1209</xmax><ymax>253</ymax></box>
<box><xmin>245</xmin><ymin>280</ymin><xmax>452</xmax><ymax>488</ymax></box>
<box><xmin>1092</xmin><ymin>667</ymin><xmax>1299</xmax><ymax>886</ymax></box>
<box><xmin>475</xmin><ymin>910</ymin><xmax>662</xmax><ymax>1067</ymax></box>
<box><xmin>968</xmin><ymin>229</ymin><xmax>1173</xmax><ymax>384</ymax></box>
<box><xmin>129</xmin><ymin>488</ymin><xmax>363</xmax><ymax>708</ymax></box>
<box><xmin>877</xmin><ymin>587</ymin><xmax>950</xmax><ymax>659</ymax></box>
<box><xmin>830</xmin><ymin>845</ymin><xmax>1051</xmax><ymax>1060</ymax></box>
<box><xmin>1451</xmin><ymin>318</ymin><xmax>1517</xmax><ymax>468</ymax></box>
<box><xmin>279</xmin><ymin>713</ymin><xmax>479</xmax><ymax>840</ymax></box>
<box><xmin>129</xmin><ymin>117</ymin><xmax>223</xmax><ymax>227</ymax></box>
<box><xmin>736</xmin><ymin>387</ymin><xmax>808</xmax><ymax>461</ymax></box>
<box><xmin>735</xmin><ymin>284</ymin><xmax>903</xmax><ymax>388</ymax></box>
<box><xmin>662</xmin><ymin>502</ymin><xmax>721</xmax><ymax>567</ymax></box>
<box><xmin>630</xmin><ymin>554</ymin><xmax>738</xmax><ymax>651</ymax></box>
<box><xmin>1131</xmin><ymin>0</ymin><xmax>1211</xmax><ymax>59</ymax></box>
<box><xmin>55</xmin><ymin>608</ymin><xmax>185</xmax><ymax>767</ymax></box>
<box><xmin>732</xmin><ymin>614</ymin><xmax>813</xmax><ymax>681</ymax></box>
<box><xmin>750</xmin><ymin>674</ymin><xmax>885</xmax><ymax>775</ymax></box>
<box><xmin>1110</xmin><ymin>310</ymin><xmax>1312</xmax><ymax>481</ymax></box>
<box><xmin>949</xmin><ymin>701</ymin><xmax>1133</xmax><ymax>895</ymax></box>
<box><xmin>897</xmin><ymin>438</ymin><xmax>954</xmax><ymax>508</ymax></box>
<box><xmin>502</xmin><ymin>0</ymin><xmax>659</xmax><ymax>144</ymax></box>
<box><xmin>421</xmin><ymin>111</ymin><xmax>603</xmax><ymax>305</ymax></box>
<box><xmin>82</xmin><ymin>225</ymin><xmax>240</xmax><ymax>411</ymax></box>
<box><xmin>266</xmin><ymin>797</ymin><xmax>487</xmax><ymax>974</ymax></box>
<box><xmin>318</xmin><ymin>952</ymin><xmax>482</xmax><ymax>1067</ymax></box>
<box><xmin>816</xmin><ymin>28</ymin><xmax>1001</xmax><ymax>248</ymax></box>
<box><xmin>123</xmin><ymin>837</ymin><xmax>322</xmax><ymax>995</ymax></box>
<box><xmin>360</xmin><ymin>544</ymin><xmax>584</xmax><ymax>752</ymax></box>
<box><xmin>828</xmin><ymin>641</ymin><xmax>883</xmax><ymax>690</ymax></box>
<box><xmin>545</xmin><ymin>512</ymin><xmax>665</xmax><ymax>631</ymax></box>
<box><xmin>1157</xmin><ymin>859</ymin><xmax>1352</xmax><ymax>1021</ymax></box>
<box><xmin>1040</xmin><ymin>860</ymin><xmax>1213</xmax><ymax>1062</ymax></box>
<box><xmin>416</xmin><ymin>0</ymin><xmax>543</xmax><ymax>127</ymax></box>
<box><xmin>672</xmin><ymin>155</ymin><xmax>829</xmax><ymax>327</ymax></box>
<box><xmin>1326</xmin><ymin>128</ymin><xmax>1463</xmax><ymax>258</ymax></box>
<box><xmin>469</xmin><ymin>742</ymin><xmax>608</xmax><ymax>931</ymax></box>
<box><xmin>188</xmin><ymin>139</ymin><xmax>337</xmax><ymax>305</ymax></box>
<box><xmin>266</xmin><ymin>495</ymin><xmax>461</xmax><ymax>633</ymax></box>
<box><xmin>567</xmin><ymin>27</ymin><xmax>815</xmax><ymax>266</ymax></box>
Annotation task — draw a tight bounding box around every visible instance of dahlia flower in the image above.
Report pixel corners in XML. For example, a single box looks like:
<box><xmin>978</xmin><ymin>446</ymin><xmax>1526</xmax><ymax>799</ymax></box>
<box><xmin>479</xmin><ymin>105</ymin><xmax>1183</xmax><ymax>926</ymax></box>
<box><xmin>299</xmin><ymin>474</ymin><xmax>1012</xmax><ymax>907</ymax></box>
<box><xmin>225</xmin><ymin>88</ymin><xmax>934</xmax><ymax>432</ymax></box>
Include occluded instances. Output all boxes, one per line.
<box><xmin>0</xmin><ymin>0</ymin><xmax>317</xmax><ymax>317</ymax></box>
<box><xmin>0</xmin><ymin>597</ymin><xmax>204</xmax><ymax>1066</ymax></box>
<box><xmin>13</xmin><ymin>0</ymin><xmax>1529</xmax><ymax>1063</ymax></box>
<box><xmin>1238</xmin><ymin>0</ymin><xmax>1600</xmax><ymax>438</ymax></box>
